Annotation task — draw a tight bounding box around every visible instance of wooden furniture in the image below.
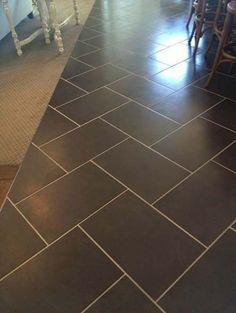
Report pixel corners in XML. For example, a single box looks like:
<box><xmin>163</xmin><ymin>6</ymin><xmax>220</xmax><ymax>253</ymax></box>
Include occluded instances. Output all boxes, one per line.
<box><xmin>206</xmin><ymin>0</ymin><xmax>236</xmax><ymax>86</ymax></box>
<box><xmin>186</xmin><ymin>0</ymin><xmax>196</xmax><ymax>28</ymax></box>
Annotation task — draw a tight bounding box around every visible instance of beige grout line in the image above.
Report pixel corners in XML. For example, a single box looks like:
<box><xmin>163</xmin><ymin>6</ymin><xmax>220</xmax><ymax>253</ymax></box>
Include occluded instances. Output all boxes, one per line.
<box><xmin>60</xmin><ymin>77</ymin><xmax>89</xmax><ymax>94</ymax></box>
<box><xmin>39</xmin><ymin>126</ymin><xmax>80</xmax><ymax>148</ymax></box>
<box><xmin>80</xmin><ymin>275</ymin><xmax>126</xmax><ymax>313</ymax></box>
<box><xmin>100</xmin><ymin>117</ymin><xmax>192</xmax><ymax>174</ymax></box>
<box><xmin>193</xmin><ymin>83</ymin><xmax>234</xmax><ymax>101</ymax></box>
<box><xmin>32</xmin><ymin>143</ymin><xmax>68</xmax><ymax>174</ymax></box>
<box><xmin>79</xmin><ymin>225</ymin><xmax>167</xmax><ymax>313</ymax></box>
<box><xmin>49</xmin><ymin>105</ymin><xmax>80</xmax><ymax>126</ymax></box>
<box><xmin>150</xmin><ymin>97</ymin><xmax>226</xmax><ymax>147</ymax></box>
<box><xmin>152</xmin><ymin>140</ymin><xmax>236</xmax><ymax>205</ymax></box>
<box><xmin>211</xmin><ymin>159</ymin><xmax>236</xmax><ymax>175</ymax></box>
<box><xmin>105</xmin><ymin>86</ymin><xmax>182</xmax><ymax>125</ymax></box>
<box><xmin>200</xmin><ymin>116</ymin><xmax>236</xmax><ymax>134</ymax></box>
<box><xmin>16</xmin><ymin>138</ymin><xmax>130</xmax><ymax>206</ymax></box>
<box><xmin>70</xmin><ymin>56</ymin><xmax>96</xmax><ymax>69</ymax></box>
<box><xmin>8</xmin><ymin>198</ymin><xmax>49</xmax><ymax>246</ymax></box>
<box><xmin>156</xmin><ymin>220</ymin><xmax>236</xmax><ymax>303</ymax></box>
<box><xmin>91</xmin><ymin>160</ymin><xmax>206</xmax><ymax>249</ymax></box>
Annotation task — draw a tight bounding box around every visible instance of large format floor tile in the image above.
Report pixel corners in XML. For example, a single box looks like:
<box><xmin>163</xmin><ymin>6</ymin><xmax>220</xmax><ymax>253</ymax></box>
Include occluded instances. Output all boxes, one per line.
<box><xmin>82</xmin><ymin>191</ymin><xmax>203</xmax><ymax>299</ymax></box>
<box><xmin>95</xmin><ymin>139</ymin><xmax>188</xmax><ymax>203</ymax></box>
<box><xmin>49</xmin><ymin>79</ymin><xmax>86</xmax><ymax>107</ymax></box>
<box><xmin>84</xmin><ymin>277</ymin><xmax>163</xmax><ymax>313</ymax></box>
<box><xmin>159</xmin><ymin>230</ymin><xmax>236</xmax><ymax>312</ymax></box>
<box><xmin>202</xmin><ymin>99</ymin><xmax>236</xmax><ymax>132</ymax></box>
<box><xmin>17</xmin><ymin>162</ymin><xmax>125</xmax><ymax>243</ymax></box>
<box><xmin>70</xmin><ymin>64</ymin><xmax>129</xmax><ymax>92</ymax></box>
<box><xmin>214</xmin><ymin>143</ymin><xmax>236</xmax><ymax>173</ymax></box>
<box><xmin>103</xmin><ymin>101</ymin><xmax>179</xmax><ymax>145</ymax></box>
<box><xmin>71</xmin><ymin>40</ymin><xmax>98</xmax><ymax>58</ymax></box>
<box><xmin>109</xmin><ymin>75</ymin><xmax>173</xmax><ymax>107</ymax></box>
<box><xmin>32</xmin><ymin>107</ymin><xmax>77</xmax><ymax>146</ymax></box>
<box><xmin>0</xmin><ymin>228</ymin><xmax>122</xmax><ymax>313</ymax></box>
<box><xmin>58</xmin><ymin>87</ymin><xmax>128</xmax><ymax>125</ymax></box>
<box><xmin>42</xmin><ymin>119</ymin><xmax>127</xmax><ymax>171</ymax></box>
<box><xmin>9</xmin><ymin>145</ymin><xmax>64</xmax><ymax>203</ymax></box>
<box><xmin>0</xmin><ymin>200</ymin><xmax>45</xmax><ymax>278</ymax></box>
<box><xmin>153</xmin><ymin>118</ymin><xmax>235</xmax><ymax>171</ymax></box>
<box><xmin>154</xmin><ymin>162</ymin><xmax>236</xmax><ymax>245</ymax></box>
<box><xmin>152</xmin><ymin>86</ymin><xmax>223</xmax><ymax>124</ymax></box>
<box><xmin>61</xmin><ymin>58</ymin><xmax>93</xmax><ymax>80</ymax></box>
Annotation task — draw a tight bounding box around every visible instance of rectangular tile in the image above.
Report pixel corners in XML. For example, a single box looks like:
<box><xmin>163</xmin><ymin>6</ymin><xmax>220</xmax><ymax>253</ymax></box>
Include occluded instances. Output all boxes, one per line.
<box><xmin>17</xmin><ymin>162</ymin><xmax>125</xmax><ymax>243</ymax></box>
<box><xmin>103</xmin><ymin>101</ymin><xmax>179</xmax><ymax>145</ymax></box>
<box><xmin>42</xmin><ymin>119</ymin><xmax>127</xmax><ymax>171</ymax></box>
<box><xmin>214</xmin><ymin>143</ymin><xmax>236</xmax><ymax>173</ymax></box>
<box><xmin>0</xmin><ymin>200</ymin><xmax>45</xmax><ymax>278</ymax></box>
<box><xmin>95</xmin><ymin>139</ymin><xmax>188</xmax><ymax>202</ymax></box>
<box><xmin>58</xmin><ymin>87</ymin><xmax>128</xmax><ymax>125</ymax></box>
<box><xmin>70</xmin><ymin>64</ymin><xmax>129</xmax><ymax>92</ymax></box>
<box><xmin>154</xmin><ymin>162</ymin><xmax>236</xmax><ymax>245</ymax></box>
<box><xmin>0</xmin><ymin>228</ymin><xmax>121</xmax><ymax>312</ymax></box>
<box><xmin>9</xmin><ymin>145</ymin><xmax>64</xmax><ymax>203</ymax></box>
<box><xmin>82</xmin><ymin>191</ymin><xmax>203</xmax><ymax>299</ymax></box>
<box><xmin>153</xmin><ymin>118</ymin><xmax>235</xmax><ymax>171</ymax></box>
<box><xmin>61</xmin><ymin>58</ymin><xmax>93</xmax><ymax>80</ymax></box>
<box><xmin>159</xmin><ymin>230</ymin><xmax>236</xmax><ymax>312</ymax></box>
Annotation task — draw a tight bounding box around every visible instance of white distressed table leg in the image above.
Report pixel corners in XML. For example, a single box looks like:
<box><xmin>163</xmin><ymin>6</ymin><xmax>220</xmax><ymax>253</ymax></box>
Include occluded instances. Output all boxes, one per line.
<box><xmin>36</xmin><ymin>0</ymin><xmax>50</xmax><ymax>44</ymax></box>
<box><xmin>73</xmin><ymin>0</ymin><xmax>80</xmax><ymax>25</ymax></box>
<box><xmin>48</xmin><ymin>0</ymin><xmax>64</xmax><ymax>54</ymax></box>
<box><xmin>2</xmin><ymin>0</ymin><xmax>22</xmax><ymax>56</ymax></box>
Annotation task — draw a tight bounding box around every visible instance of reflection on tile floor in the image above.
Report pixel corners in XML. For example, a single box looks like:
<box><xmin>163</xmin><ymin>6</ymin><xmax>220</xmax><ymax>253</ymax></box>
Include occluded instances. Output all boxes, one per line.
<box><xmin>1</xmin><ymin>0</ymin><xmax>236</xmax><ymax>312</ymax></box>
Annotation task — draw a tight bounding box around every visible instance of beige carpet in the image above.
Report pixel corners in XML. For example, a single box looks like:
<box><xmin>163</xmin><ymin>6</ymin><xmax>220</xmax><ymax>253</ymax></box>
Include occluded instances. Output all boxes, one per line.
<box><xmin>0</xmin><ymin>0</ymin><xmax>95</xmax><ymax>165</ymax></box>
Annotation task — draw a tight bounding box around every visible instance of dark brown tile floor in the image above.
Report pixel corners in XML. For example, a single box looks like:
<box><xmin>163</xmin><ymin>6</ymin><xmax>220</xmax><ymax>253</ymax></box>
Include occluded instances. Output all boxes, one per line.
<box><xmin>1</xmin><ymin>0</ymin><xmax>236</xmax><ymax>312</ymax></box>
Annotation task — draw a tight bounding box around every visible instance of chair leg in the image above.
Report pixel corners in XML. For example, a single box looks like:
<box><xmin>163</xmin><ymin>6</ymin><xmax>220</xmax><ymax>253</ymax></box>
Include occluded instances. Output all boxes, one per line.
<box><xmin>186</xmin><ymin>6</ymin><xmax>195</xmax><ymax>29</ymax></box>
<box><xmin>73</xmin><ymin>0</ymin><xmax>80</xmax><ymax>25</ymax></box>
<box><xmin>37</xmin><ymin>0</ymin><xmax>50</xmax><ymax>44</ymax></box>
<box><xmin>188</xmin><ymin>21</ymin><xmax>196</xmax><ymax>44</ymax></box>
<box><xmin>3</xmin><ymin>0</ymin><xmax>22</xmax><ymax>56</ymax></box>
<box><xmin>193</xmin><ymin>17</ymin><xmax>204</xmax><ymax>57</ymax></box>
<box><xmin>48</xmin><ymin>0</ymin><xmax>64</xmax><ymax>54</ymax></box>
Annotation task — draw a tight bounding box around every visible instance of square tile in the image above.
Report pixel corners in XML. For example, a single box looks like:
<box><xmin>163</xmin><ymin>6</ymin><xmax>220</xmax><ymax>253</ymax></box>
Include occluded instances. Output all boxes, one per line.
<box><xmin>71</xmin><ymin>41</ymin><xmax>98</xmax><ymax>58</ymax></box>
<box><xmin>82</xmin><ymin>191</ymin><xmax>203</xmax><ymax>299</ymax></box>
<box><xmin>85</xmin><ymin>276</ymin><xmax>162</xmax><ymax>313</ymax></box>
<box><xmin>42</xmin><ymin>119</ymin><xmax>127</xmax><ymax>171</ymax></box>
<box><xmin>61</xmin><ymin>58</ymin><xmax>93</xmax><ymax>80</ymax></box>
<box><xmin>79</xmin><ymin>27</ymin><xmax>101</xmax><ymax>41</ymax></box>
<box><xmin>103</xmin><ymin>101</ymin><xmax>179</xmax><ymax>145</ymax></box>
<box><xmin>153</xmin><ymin>118</ymin><xmax>235</xmax><ymax>171</ymax></box>
<box><xmin>109</xmin><ymin>75</ymin><xmax>173</xmax><ymax>107</ymax></box>
<box><xmin>112</xmin><ymin>53</ymin><xmax>169</xmax><ymax>77</ymax></box>
<box><xmin>49</xmin><ymin>79</ymin><xmax>86</xmax><ymax>107</ymax></box>
<box><xmin>0</xmin><ymin>228</ymin><xmax>121</xmax><ymax>312</ymax></box>
<box><xmin>17</xmin><ymin>162</ymin><xmax>125</xmax><ymax>242</ymax></box>
<box><xmin>214</xmin><ymin>143</ymin><xmax>236</xmax><ymax>173</ymax></box>
<box><xmin>152</xmin><ymin>86</ymin><xmax>223</xmax><ymax>124</ymax></box>
<box><xmin>32</xmin><ymin>107</ymin><xmax>77</xmax><ymax>146</ymax></box>
<box><xmin>95</xmin><ymin>139</ymin><xmax>188</xmax><ymax>203</ymax></box>
<box><xmin>70</xmin><ymin>64</ymin><xmax>129</xmax><ymax>92</ymax></box>
<box><xmin>151</xmin><ymin>59</ymin><xmax>209</xmax><ymax>91</ymax></box>
<box><xmin>203</xmin><ymin>99</ymin><xmax>236</xmax><ymax>132</ymax></box>
<box><xmin>0</xmin><ymin>200</ymin><xmax>45</xmax><ymax>278</ymax></box>
<box><xmin>195</xmin><ymin>72</ymin><xmax>236</xmax><ymax>101</ymax></box>
<box><xmin>58</xmin><ymin>87</ymin><xmax>128</xmax><ymax>125</ymax></box>
<box><xmin>154</xmin><ymin>162</ymin><xmax>236</xmax><ymax>245</ymax></box>
<box><xmin>150</xmin><ymin>43</ymin><xmax>197</xmax><ymax>66</ymax></box>
<box><xmin>9</xmin><ymin>145</ymin><xmax>64</xmax><ymax>203</ymax></box>
<box><xmin>159</xmin><ymin>230</ymin><xmax>236</xmax><ymax>312</ymax></box>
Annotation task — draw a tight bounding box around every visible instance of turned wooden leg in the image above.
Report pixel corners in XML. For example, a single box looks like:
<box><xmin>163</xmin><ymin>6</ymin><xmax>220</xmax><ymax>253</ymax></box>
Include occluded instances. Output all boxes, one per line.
<box><xmin>37</xmin><ymin>0</ymin><xmax>50</xmax><ymax>44</ymax></box>
<box><xmin>48</xmin><ymin>0</ymin><xmax>64</xmax><ymax>54</ymax></box>
<box><xmin>2</xmin><ymin>0</ymin><xmax>22</xmax><ymax>56</ymax></box>
<box><xmin>73</xmin><ymin>0</ymin><xmax>80</xmax><ymax>25</ymax></box>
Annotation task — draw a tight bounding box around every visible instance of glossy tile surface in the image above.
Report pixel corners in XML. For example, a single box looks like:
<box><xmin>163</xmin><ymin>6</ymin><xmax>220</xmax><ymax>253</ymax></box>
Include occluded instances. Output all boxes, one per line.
<box><xmin>9</xmin><ymin>145</ymin><xmax>64</xmax><ymax>203</ymax></box>
<box><xmin>153</xmin><ymin>118</ymin><xmax>235</xmax><ymax>171</ymax></box>
<box><xmin>42</xmin><ymin>119</ymin><xmax>127</xmax><ymax>170</ymax></box>
<box><xmin>0</xmin><ymin>200</ymin><xmax>45</xmax><ymax>278</ymax></box>
<box><xmin>82</xmin><ymin>191</ymin><xmax>203</xmax><ymax>299</ymax></box>
<box><xmin>61</xmin><ymin>58</ymin><xmax>93</xmax><ymax>79</ymax></box>
<box><xmin>214</xmin><ymin>143</ymin><xmax>236</xmax><ymax>173</ymax></box>
<box><xmin>95</xmin><ymin>139</ymin><xmax>188</xmax><ymax>202</ymax></box>
<box><xmin>154</xmin><ymin>162</ymin><xmax>236</xmax><ymax>245</ymax></box>
<box><xmin>17</xmin><ymin>163</ymin><xmax>125</xmax><ymax>242</ymax></box>
<box><xmin>160</xmin><ymin>230</ymin><xmax>236</xmax><ymax>312</ymax></box>
<box><xmin>0</xmin><ymin>228</ymin><xmax>121</xmax><ymax>312</ymax></box>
